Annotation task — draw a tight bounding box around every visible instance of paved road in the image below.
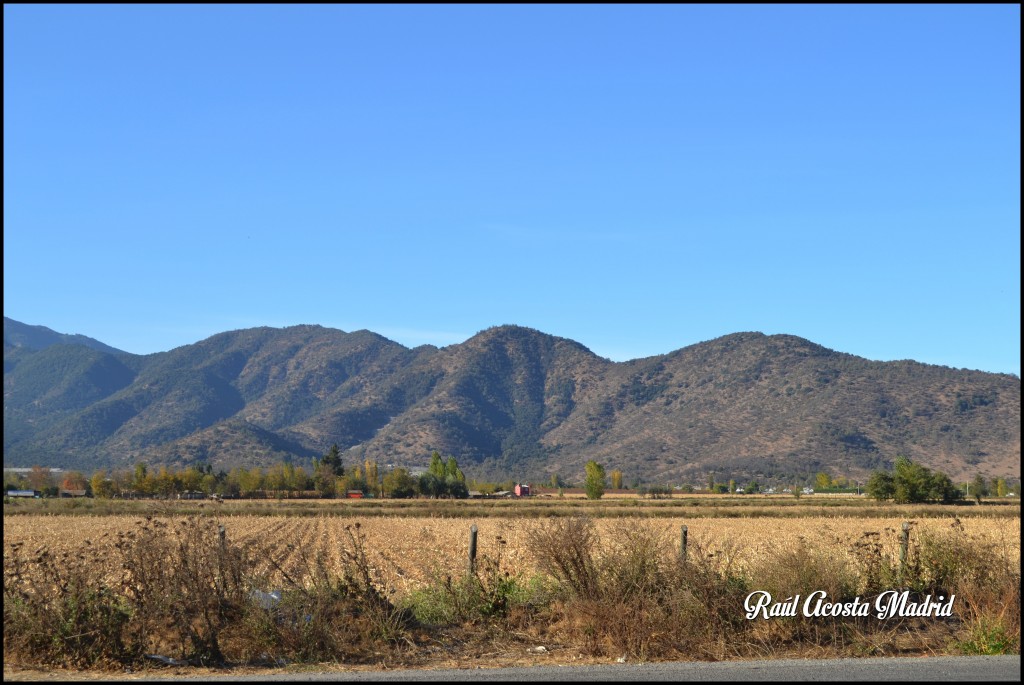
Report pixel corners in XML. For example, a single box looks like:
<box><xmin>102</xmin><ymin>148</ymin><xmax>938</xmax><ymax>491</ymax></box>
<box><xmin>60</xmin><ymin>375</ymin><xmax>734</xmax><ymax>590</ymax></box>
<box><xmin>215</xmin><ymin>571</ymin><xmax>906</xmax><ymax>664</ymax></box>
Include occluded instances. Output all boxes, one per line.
<box><xmin>136</xmin><ymin>655</ymin><xmax>1020</xmax><ymax>681</ymax></box>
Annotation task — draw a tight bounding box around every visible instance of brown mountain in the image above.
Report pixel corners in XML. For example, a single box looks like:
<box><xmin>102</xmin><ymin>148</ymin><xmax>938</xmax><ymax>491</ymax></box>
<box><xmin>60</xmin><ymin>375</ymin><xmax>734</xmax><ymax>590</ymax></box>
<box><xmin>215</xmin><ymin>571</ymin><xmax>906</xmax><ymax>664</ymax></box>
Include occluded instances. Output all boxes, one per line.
<box><xmin>3</xmin><ymin>320</ymin><xmax>1019</xmax><ymax>484</ymax></box>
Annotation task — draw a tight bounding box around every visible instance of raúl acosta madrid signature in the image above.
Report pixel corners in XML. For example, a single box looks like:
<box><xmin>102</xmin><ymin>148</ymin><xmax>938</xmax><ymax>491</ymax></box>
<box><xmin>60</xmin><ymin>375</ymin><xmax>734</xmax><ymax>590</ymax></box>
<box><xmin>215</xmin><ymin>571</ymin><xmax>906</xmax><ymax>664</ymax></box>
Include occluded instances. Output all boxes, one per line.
<box><xmin>744</xmin><ymin>590</ymin><xmax>955</xmax><ymax>620</ymax></box>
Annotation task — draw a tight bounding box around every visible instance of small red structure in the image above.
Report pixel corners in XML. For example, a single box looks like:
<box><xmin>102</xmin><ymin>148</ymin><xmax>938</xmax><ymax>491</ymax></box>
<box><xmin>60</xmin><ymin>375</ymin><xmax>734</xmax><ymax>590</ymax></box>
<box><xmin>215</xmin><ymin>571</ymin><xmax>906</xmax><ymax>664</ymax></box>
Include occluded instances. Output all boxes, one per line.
<box><xmin>514</xmin><ymin>483</ymin><xmax>531</xmax><ymax>497</ymax></box>
<box><xmin>346</xmin><ymin>490</ymin><xmax>364</xmax><ymax>499</ymax></box>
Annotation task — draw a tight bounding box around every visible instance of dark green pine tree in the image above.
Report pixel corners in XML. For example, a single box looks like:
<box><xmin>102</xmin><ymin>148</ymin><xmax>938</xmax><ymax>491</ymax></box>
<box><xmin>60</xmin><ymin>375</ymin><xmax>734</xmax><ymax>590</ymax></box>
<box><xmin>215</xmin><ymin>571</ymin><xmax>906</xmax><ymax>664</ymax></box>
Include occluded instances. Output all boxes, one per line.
<box><xmin>320</xmin><ymin>443</ymin><xmax>344</xmax><ymax>476</ymax></box>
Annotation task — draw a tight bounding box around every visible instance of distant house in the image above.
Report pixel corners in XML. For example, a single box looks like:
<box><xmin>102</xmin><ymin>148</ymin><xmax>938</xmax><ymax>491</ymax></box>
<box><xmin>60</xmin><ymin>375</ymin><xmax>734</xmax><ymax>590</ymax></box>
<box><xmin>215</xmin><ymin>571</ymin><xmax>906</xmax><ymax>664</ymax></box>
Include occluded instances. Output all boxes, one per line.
<box><xmin>7</xmin><ymin>490</ymin><xmax>37</xmax><ymax>498</ymax></box>
<box><xmin>514</xmin><ymin>483</ymin><xmax>531</xmax><ymax>497</ymax></box>
<box><xmin>59</xmin><ymin>489</ymin><xmax>87</xmax><ymax>498</ymax></box>
<box><xmin>346</xmin><ymin>490</ymin><xmax>364</xmax><ymax>499</ymax></box>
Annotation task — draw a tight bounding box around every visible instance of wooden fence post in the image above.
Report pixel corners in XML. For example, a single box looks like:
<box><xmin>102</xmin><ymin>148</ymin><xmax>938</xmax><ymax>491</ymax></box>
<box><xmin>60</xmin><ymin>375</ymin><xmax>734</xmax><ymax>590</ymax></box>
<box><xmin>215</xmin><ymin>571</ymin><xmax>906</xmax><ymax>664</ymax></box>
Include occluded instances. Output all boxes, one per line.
<box><xmin>680</xmin><ymin>525</ymin><xmax>688</xmax><ymax>562</ymax></box>
<box><xmin>468</xmin><ymin>524</ymin><xmax>478</xmax><ymax>576</ymax></box>
<box><xmin>898</xmin><ymin>521</ymin><xmax>910</xmax><ymax>581</ymax></box>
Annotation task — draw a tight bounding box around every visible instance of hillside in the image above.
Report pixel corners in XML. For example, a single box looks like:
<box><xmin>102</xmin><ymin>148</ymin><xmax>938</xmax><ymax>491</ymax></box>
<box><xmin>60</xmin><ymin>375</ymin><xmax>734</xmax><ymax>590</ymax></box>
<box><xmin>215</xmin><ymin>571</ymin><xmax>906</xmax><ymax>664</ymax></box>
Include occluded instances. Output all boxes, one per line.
<box><xmin>3</xmin><ymin>319</ymin><xmax>1019</xmax><ymax>484</ymax></box>
<box><xmin>4</xmin><ymin>317</ymin><xmax>126</xmax><ymax>356</ymax></box>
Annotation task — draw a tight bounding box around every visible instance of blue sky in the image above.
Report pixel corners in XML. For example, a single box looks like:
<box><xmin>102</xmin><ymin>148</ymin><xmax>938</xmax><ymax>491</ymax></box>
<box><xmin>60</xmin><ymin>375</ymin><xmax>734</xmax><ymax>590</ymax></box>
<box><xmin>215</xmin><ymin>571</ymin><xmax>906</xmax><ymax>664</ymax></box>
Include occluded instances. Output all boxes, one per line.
<box><xmin>4</xmin><ymin>5</ymin><xmax>1020</xmax><ymax>375</ymax></box>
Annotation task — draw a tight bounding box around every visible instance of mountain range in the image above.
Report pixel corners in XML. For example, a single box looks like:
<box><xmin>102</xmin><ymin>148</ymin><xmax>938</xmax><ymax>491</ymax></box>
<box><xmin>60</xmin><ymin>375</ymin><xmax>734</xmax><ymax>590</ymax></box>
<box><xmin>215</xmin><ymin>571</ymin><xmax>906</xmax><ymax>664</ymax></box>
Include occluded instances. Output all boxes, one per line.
<box><xmin>4</xmin><ymin>316</ymin><xmax>1020</xmax><ymax>484</ymax></box>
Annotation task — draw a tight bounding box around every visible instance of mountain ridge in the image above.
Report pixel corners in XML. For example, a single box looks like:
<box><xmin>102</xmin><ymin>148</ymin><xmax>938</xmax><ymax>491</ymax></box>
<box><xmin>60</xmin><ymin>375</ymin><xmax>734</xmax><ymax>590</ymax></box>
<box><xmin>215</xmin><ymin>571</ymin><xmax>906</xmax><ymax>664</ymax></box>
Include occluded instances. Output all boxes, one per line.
<box><xmin>3</xmin><ymin>317</ymin><xmax>128</xmax><ymax>356</ymax></box>
<box><xmin>4</xmin><ymin>318</ymin><xmax>1019</xmax><ymax>484</ymax></box>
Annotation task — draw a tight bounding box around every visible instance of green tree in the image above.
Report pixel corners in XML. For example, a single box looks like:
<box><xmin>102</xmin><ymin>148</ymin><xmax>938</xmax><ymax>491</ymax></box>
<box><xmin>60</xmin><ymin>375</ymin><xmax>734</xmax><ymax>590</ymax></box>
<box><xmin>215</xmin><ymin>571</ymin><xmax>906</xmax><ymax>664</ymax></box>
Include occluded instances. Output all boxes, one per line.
<box><xmin>232</xmin><ymin>467</ymin><xmax>261</xmax><ymax>497</ymax></box>
<box><xmin>428</xmin><ymin>451</ymin><xmax>446</xmax><ymax>479</ymax></box>
<box><xmin>4</xmin><ymin>471</ymin><xmax>30</xmax><ymax>492</ymax></box>
<box><xmin>646</xmin><ymin>485</ymin><xmax>672</xmax><ymax>499</ymax></box>
<box><xmin>200</xmin><ymin>473</ymin><xmax>218</xmax><ymax>495</ymax></box>
<box><xmin>867</xmin><ymin>457</ymin><xmax>962</xmax><ymax>504</ymax></box>
<box><xmin>815</xmin><ymin>472</ymin><xmax>833</xmax><ymax>491</ymax></box>
<box><xmin>995</xmin><ymin>478</ymin><xmax>1008</xmax><ymax>498</ymax></box>
<box><xmin>263</xmin><ymin>464</ymin><xmax>285</xmax><ymax>493</ymax></box>
<box><xmin>280</xmin><ymin>462</ymin><xmax>296</xmax><ymax>492</ymax></box>
<box><xmin>442</xmin><ymin>457</ymin><xmax>468</xmax><ymax>498</ymax></box>
<box><xmin>866</xmin><ymin>470</ymin><xmax>895</xmax><ymax>501</ymax></box>
<box><xmin>584</xmin><ymin>460</ymin><xmax>606</xmax><ymax>500</ymax></box>
<box><xmin>445</xmin><ymin>474</ymin><xmax>469</xmax><ymax>499</ymax></box>
<box><xmin>444</xmin><ymin>456</ymin><xmax>465</xmax><ymax>483</ymax></box>
<box><xmin>312</xmin><ymin>463</ymin><xmax>337</xmax><ymax>498</ymax></box>
<box><xmin>971</xmin><ymin>474</ymin><xmax>989</xmax><ymax>504</ymax></box>
<box><xmin>893</xmin><ymin>457</ymin><xmax>929</xmax><ymax>504</ymax></box>
<box><xmin>418</xmin><ymin>472</ymin><xmax>444</xmax><ymax>499</ymax></box>
<box><xmin>153</xmin><ymin>466</ymin><xmax>179</xmax><ymax>499</ymax></box>
<box><xmin>926</xmin><ymin>471</ymin><xmax>962</xmax><ymax>504</ymax></box>
<box><xmin>132</xmin><ymin>463</ymin><xmax>148</xmax><ymax>492</ymax></box>
<box><xmin>180</xmin><ymin>466</ymin><xmax>203</xmax><ymax>493</ymax></box>
<box><xmin>90</xmin><ymin>470</ymin><xmax>113</xmax><ymax>498</ymax></box>
<box><xmin>383</xmin><ymin>467</ymin><xmax>417</xmax><ymax>498</ymax></box>
<box><xmin>319</xmin><ymin>444</ymin><xmax>344</xmax><ymax>477</ymax></box>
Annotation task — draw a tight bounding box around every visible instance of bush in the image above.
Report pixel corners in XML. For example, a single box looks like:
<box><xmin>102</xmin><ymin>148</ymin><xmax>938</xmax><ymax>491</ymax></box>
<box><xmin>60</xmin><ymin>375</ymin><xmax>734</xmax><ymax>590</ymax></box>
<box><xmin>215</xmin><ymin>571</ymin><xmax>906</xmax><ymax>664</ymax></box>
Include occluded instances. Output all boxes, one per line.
<box><xmin>4</xmin><ymin>517</ymin><xmax>416</xmax><ymax>670</ymax></box>
<box><xmin>404</xmin><ymin>533</ymin><xmax>541</xmax><ymax>626</ymax></box>
<box><xmin>249</xmin><ymin>522</ymin><xmax>414</xmax><ymax>662</ymax></box>
<box><xmin>4</xmin><ymin>542</ymin><xmax>132</xmax><ymax>667</ymax></box>
<box><xmin>528</xmin><ymin>517</ymin><xmax>752</xmax><ymax>660</ymax></box>
<box><xmin>115</xmin><ymin>516</ymin><xmax>252</xmax><ymax>665</ymax></box>
<box><xmin>911</xmin><ymin>518</ymin><xmax>1020</xmax><ymax>654</ymax></box>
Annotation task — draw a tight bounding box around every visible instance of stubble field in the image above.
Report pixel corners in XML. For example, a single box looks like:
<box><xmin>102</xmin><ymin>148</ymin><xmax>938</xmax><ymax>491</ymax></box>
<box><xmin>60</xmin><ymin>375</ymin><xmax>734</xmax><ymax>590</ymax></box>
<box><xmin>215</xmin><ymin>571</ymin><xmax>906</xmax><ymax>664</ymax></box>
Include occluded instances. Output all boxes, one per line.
<box><xmin>4</xmin><ymin>496</ymin><xmax>1021</xmax><ymax>678</ymax></box>
<box><xmin>4</xmin><ymin>507</ymin><xmax>1019</xmax><ymax>598</ymax></box>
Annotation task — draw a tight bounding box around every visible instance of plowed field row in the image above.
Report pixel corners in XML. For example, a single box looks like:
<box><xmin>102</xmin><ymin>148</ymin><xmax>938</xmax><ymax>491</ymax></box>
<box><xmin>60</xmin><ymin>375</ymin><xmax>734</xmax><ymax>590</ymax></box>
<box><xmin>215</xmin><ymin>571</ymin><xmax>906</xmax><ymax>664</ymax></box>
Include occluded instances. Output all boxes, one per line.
<box><xmin>4</xmin><ymin>515</ymin><xmax>1018</xmax><ymax>597</ymax></box>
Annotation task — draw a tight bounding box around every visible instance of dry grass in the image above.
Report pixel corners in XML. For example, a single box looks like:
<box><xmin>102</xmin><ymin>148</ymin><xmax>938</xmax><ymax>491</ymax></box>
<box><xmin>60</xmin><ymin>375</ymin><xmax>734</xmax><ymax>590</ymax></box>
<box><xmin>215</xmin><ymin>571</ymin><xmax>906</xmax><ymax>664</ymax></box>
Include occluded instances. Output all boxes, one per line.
<box><xmin>4</xmin><ymin>501</ymin><xmax>1019</xmax><ymax>672</ymax></box>
<box><xmin>3</xmin><ymin>514</ymin><xmax>1018</xmax><ymax>599</ymax></box>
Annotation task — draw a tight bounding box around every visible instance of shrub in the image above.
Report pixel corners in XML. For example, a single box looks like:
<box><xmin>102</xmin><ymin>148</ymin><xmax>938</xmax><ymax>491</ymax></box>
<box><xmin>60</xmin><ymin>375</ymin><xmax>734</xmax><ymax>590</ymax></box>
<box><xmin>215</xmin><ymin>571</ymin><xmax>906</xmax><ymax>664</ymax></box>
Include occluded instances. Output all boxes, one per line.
<box><xmin>4</xmin><ymin>516</ymin><xmax>417</xmax><ymax>670</ymax></box>
<box><xmin>4</xmin><ymin>542</ymin><xmax>132</xmax><ymax>667</ymax></box>
<box><xmin>404</xmin><ymin>533</ymin><xmax>540</xmax><ymax>626</ymax></box>
<box><xmin>529</xmin><ymin>517</ymin><xmax>752</xmax><ymax>660</ymax></box>
<box><xmin>115</xmin><ymin>516</ymin><xmax>252</xmax><ymax>665</ymax></box>
<box><xmin>248</xmin><ymin>522</ymin><xmax>414</xmax><ymax>662</ymax></box>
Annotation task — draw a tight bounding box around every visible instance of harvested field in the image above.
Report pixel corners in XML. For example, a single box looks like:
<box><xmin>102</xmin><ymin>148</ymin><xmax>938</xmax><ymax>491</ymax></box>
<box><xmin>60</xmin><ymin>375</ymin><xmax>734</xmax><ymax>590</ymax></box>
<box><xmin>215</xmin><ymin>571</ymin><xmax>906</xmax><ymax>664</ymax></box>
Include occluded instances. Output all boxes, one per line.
<box><xmin>4</xmin><ymin>513</ymin><xmax>1018</xmax><ymax>598</ymax></box>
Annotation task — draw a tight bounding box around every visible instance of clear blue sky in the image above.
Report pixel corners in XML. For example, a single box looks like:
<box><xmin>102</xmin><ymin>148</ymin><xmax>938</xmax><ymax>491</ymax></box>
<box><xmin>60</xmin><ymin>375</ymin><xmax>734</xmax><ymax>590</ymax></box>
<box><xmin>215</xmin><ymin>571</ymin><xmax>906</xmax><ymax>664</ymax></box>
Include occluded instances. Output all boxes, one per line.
<box><xmin>4</xmin><ymin>5</ymin><xmax>1020</xmax><ymax>375</ymax></box>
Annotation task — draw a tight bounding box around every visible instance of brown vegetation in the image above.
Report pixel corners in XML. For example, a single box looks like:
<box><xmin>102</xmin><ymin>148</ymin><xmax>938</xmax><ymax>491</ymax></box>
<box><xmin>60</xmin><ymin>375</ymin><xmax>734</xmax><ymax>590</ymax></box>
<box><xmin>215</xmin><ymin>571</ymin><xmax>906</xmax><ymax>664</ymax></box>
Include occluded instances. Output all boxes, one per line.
<box><xmin>3</xmin><ymin>495</ymin><xmax>1019</xmax><ymax>675</ymax></box>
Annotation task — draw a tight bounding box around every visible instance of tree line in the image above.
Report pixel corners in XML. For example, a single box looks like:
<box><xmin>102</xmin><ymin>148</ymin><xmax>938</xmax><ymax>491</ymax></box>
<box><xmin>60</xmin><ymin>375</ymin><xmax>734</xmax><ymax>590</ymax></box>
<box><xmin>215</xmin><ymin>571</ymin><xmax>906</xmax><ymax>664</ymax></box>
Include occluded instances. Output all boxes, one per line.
<box><xmin>2</xmin><ymin>447</ymin><xmax>476</xmax><ymax>500</ymax></box>
<box><xmin>6</xmin><ymin>451</ymin><xmax>1017</xmax><ymax>503</ymax></box>
<box><xmin>864</xmin><ymin>456</ymin><xmax>1018</xmax><ymax>504</ymax></box>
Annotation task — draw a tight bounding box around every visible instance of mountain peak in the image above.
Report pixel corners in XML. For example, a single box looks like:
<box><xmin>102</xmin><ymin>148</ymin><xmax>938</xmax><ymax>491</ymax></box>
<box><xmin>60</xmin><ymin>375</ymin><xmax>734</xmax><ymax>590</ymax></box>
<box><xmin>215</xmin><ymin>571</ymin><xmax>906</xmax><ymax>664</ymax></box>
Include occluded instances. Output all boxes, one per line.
<box><xmin>3</xmin><ymin>317</ymin><xmax>1018</xmax><ymax>483</ymax></box>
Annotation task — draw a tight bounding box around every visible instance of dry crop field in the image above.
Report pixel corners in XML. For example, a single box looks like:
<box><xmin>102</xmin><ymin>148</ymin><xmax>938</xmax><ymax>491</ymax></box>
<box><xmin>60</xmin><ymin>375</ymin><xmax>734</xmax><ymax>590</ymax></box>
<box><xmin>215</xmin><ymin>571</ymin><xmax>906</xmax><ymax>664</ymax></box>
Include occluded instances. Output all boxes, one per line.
<box><xmin>4</xmin><ymin>498</ymin><xmax>1021</xmax><ymax>675</ymax></box>
<box><xmin>4</xmin><ymin>511</ymin><xmax>1019</xmax><ymax>599</ymax></box>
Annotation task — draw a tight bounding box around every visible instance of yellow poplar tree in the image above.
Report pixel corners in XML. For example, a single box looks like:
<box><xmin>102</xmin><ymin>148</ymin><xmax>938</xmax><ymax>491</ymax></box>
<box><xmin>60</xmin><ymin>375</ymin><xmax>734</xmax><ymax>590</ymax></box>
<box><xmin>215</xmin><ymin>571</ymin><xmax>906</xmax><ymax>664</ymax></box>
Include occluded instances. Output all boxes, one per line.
<box><xmin>610</xmin><ymin>469</ymin><xmax>623</xmax><ymax>490</ymax></box>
